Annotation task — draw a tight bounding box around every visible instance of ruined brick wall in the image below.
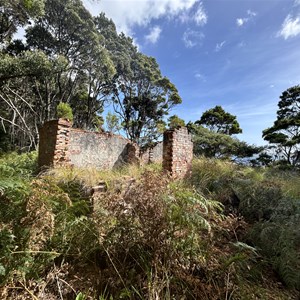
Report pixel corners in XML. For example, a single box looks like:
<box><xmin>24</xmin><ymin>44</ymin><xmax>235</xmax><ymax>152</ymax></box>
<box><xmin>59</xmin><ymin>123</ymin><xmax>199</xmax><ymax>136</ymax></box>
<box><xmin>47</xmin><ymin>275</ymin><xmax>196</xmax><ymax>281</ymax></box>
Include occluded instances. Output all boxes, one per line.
<box><xmin>38</xmin><ymin>119</ymin><xmax>71</xmax><ymax>168</ymax></box>
<box><xmin>140</xmin><ymin>142</ymin><xmax>163</xmax><ymax>164</ymax></box>
<box><xmin>68</xmin><ymin>129</ymin><xmax>138</xmax><ymax>169</ymax></box>
<box><xmin>38</xmin><ymin>119</ymin><xmax>139</xmax><ymax>169</ymax></box>
<box><xmin>38</xmin><ymin>120</ymin><xmax>191</xmax><ymax>173</ymax></box>
<box><xmin>163</xmin><ymin>127</ymin><xmax>193</xmax><ymax>178</ymax></box>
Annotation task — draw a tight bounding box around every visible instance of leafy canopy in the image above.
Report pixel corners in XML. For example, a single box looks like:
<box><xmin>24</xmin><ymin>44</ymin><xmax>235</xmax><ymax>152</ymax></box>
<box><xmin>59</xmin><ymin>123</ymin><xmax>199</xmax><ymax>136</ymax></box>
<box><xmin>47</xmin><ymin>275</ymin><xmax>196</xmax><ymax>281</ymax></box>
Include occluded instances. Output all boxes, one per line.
<box><xmin>188</xmin><ymin>122</ymin><xmax>260</xmax><ymax>160</ymax></box>
<box><xmin>262</xmin><ymin>85</ymin><xmax>300</xmax><ymax>166</ymax></box>
<box><xmin>196</xmin><ymin>105</ymin><xmax>242</xmax><ymax>135</ymax></box>
<box><xmin>168</xmin><ymin>115</ymin><xmax>185</xmax><ymax>129</ymax></box>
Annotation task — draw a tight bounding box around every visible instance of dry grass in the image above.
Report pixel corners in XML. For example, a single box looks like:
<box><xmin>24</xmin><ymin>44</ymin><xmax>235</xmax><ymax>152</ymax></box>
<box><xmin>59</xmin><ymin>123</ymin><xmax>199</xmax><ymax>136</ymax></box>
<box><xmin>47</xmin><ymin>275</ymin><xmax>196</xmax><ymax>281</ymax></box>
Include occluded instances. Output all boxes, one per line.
<box><xmin>43</xmin><ymin>162</ymin><xmax>162</xmax><ymax>189</ymax></box>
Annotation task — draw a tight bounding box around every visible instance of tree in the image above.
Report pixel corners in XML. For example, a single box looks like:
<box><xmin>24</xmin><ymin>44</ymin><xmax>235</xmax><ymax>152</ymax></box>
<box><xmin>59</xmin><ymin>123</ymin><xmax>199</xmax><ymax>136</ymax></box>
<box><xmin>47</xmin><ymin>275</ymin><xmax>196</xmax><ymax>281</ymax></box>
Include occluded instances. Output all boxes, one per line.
<box><xmin>196</xmin><ymin>105</ymin><xmax>242</xmax><ymax>135</ymax></box>
<box><xmin>168</xmin><ymin>115</ymin><xmax>185</xmax><ymax>129</ymax></box>
<box><xmin>187</xmin><ymin>122</ymin><xmax>260</xmax><ymax>160</ymax></box>
<box><xmin>105</xmin><ymin>112</ymin><xmax>121</xmax><ymax>133</ymax></box>
<box><xmin>57</xmin><ymin>102</ymin><xmax>73</xmax><ymax>121</ymax></box>
<box><xmin>111</xmin><ymin>51</ymin><xmax>182</xmax><ymax>145</ymax></box>
<box><xmin>25</xmin><ymin>0</ymin><xmax>115</xmax><ymax>129</ymax></box>
<box><xmin>262</xmin><ymin>85</ymin><xmax>300</xmax><ymax>166</ymax></box>
<box><xmin>0</xmin><ymin>0</ymin><xmax>45</xmax><ymax>44</ymax></box>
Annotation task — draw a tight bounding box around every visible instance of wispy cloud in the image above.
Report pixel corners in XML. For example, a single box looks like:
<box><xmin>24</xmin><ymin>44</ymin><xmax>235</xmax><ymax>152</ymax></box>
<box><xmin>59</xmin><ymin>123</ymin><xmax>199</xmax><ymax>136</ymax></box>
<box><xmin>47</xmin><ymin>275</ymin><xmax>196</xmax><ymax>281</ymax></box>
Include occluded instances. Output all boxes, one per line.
<box><xmin>236</xmin><ymin>9</ymin><xmax>257</xmax><ymax>27</ymax></box>
<box><xmin>179</xmin><ymin>1</ymin><xmax>208</xmax><ymax>26</ymax></box>
<box><xmin>145</xmin><ymin>26</ymin><xmax>162</xmax><ymax>44</ymax></box>
<box><xmin>294</xmin><ymin>0</ymin><xmax>300</xmax><ymax>6</ymax></box>
<box><xmin>277</xmin><ymin>14</ymin><xmax>300</xmax><ymax>39</ymax></box>
<box><xmin>194</xmin><ymin>73</ymin><xmax>206</xmax><ymax>81</ymax></box>
<box><xmin>215</xmin><ymin>40</ymin><xmax>226</xmax><ymax>52</ymax></box>
<box><xmin>194</xmin><ymin>2</ymin><xmax>208</xmax><ymax>26</ymax></box>
<box><xmin>182</xmin><ymin>29</ymin><xmax>205</xmax><ymax>48</ymax></box>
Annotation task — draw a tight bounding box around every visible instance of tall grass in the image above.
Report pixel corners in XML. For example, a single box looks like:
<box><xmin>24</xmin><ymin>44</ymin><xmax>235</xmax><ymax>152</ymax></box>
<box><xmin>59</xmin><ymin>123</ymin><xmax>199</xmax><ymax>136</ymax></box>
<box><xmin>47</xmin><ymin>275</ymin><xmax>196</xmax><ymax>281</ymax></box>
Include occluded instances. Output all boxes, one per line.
<box><xmin>0</xmin><ymin>153</ymin><xmax>298</xmax><ymax>299</ymax></box>
<box><xmin>191</xmin><ymin>157</ymin><xmax>300</xmax><ymax>291</ymax></box>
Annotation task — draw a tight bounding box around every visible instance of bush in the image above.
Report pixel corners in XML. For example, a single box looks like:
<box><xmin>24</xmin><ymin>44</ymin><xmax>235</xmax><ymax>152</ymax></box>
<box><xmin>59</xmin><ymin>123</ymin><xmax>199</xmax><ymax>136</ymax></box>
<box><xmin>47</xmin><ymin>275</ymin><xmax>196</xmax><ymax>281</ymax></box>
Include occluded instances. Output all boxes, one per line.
<box><xmin>57</xmin><ymin>102</ymin><xmax>73</xmax><ymax>121</ymax></box>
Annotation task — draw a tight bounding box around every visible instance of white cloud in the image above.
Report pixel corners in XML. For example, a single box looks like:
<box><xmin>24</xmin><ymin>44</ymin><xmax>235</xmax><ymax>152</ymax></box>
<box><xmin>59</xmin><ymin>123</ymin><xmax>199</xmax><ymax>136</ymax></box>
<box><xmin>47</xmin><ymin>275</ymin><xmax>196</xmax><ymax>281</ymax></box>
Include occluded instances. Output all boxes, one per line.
<box><xmin>236</xmin><ymin>9</ymin><xmax>257</xmax><ymax>27</ymax></box>
<box><xmin>277</xmin><ymin>14</ymin><xmax>300</xmax><ymax>39</ymax></box>
<box><xmin>294</xmin><ymin>0</ymin><xmax>300</xmax><ymax>6</ymax></box>
<box><xmin>194</xmin><ymin>3</ymin><xmax>208</xmax><ymax>26</ymax></box>
<box><xmin>247</xmin><ymin>10</ymin><xmax>257</xmax><ymax>17</ymax></box>
<box><xmin>83</xmin><ymin>0</ymin><xmax>203</xmax><ymax>34</ymax></box>
<box><xmin>236</xmin><ymin>18</ymin><xmax>245</xmax><ymax>27</ymax></box>
<box><xmin>194</xmin><ymin>73</ymin><xmax>206</xmax><ymax>81</ymax></box>
<box><xmin>215</xmin><ymin>40</ymin><xmax>226</xmax><ymax>52</ymax></box>
<box><xmin>179</xmin><ymin>1</ymin><xmax>208</xmax><ymax>26</ymax></box>
<box><xmin>145</xmin><ymin>26</ymin><xmax>162</xmax><ymax>44</ymax></box>
<box><xmin>182</xmin><ymin>29</ymin><xmax>204</xmax><ymax>48</ymax></box>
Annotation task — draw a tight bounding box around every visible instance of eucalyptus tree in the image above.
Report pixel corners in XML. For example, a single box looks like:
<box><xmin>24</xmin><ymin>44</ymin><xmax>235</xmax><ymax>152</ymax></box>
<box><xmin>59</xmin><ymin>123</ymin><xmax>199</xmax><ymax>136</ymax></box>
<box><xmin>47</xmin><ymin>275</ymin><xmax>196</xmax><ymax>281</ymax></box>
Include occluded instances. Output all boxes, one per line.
<box><xmin>25</xmin><ymin>0</ymin><xmax>115</xmax><ymax>129</ymax></box>
<box><xmin>0</xmin><ymin>0</ymin><xmax>45</xmax><ymax>45</ymax></box>
<box><xmin>112</xmin><ymin>52</ymin><xmax>181</xmax><ymax>145</ymax></box>
<box><xmin>94</xmin><ymin>13</ymin><xmax>182</xmax><ymax>145</ymax></box>
<box><xmin>0</xmin><ymin>50</ymin><xmax>68</xmax><ymax>149</ymax></box>
<box><xmin>0</xmin><ymin>0</ymin><xmax>115</xmax><ymax>149</ymax></box>
<box><xmin>263</xmin><ymin>85</ymin><xmax>300</xmax><ymax>166</ymax></box>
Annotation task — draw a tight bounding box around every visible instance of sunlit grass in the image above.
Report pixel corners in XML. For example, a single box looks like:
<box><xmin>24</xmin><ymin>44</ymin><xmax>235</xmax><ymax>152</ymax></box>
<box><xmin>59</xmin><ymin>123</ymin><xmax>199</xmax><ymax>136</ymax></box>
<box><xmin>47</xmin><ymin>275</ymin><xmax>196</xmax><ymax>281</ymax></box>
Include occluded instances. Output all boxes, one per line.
<box><xmin>44</xmin><ymin>162</ymin><xmax>162</xmax><ymax>188</ymax></box>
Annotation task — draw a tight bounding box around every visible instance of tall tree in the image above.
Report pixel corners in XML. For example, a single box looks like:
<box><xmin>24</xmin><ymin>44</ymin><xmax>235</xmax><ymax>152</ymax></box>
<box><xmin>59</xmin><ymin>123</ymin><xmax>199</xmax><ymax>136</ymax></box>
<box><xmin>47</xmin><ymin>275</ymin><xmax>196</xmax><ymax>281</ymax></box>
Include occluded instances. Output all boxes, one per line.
<box><xmin>25</xmin><ymin>0</ymin><xmax>115</xmax><ymax>129</ymax></box>
<box><xmin>0</xmin><ymin>0</ymin><xmax>45</xmax><ymax>44</ymax></box>
<box><xmin>112</xmin><ymin>52</ymin><xmax>181</xmax><ymax>145</ymax></box>
<box><xmin>95</xmin><ymin>13</ymin><xmax>182</xmax><ymax>145</ymax></box>
<box><xmin>196</xmin><ymin>105</ymin><xmax>242</xmax><ymax>135</ymax></box>
<box><xmin>263</xmin><ymin>85</ymin><xmax>300</xmax><ymax>166</ymax></box>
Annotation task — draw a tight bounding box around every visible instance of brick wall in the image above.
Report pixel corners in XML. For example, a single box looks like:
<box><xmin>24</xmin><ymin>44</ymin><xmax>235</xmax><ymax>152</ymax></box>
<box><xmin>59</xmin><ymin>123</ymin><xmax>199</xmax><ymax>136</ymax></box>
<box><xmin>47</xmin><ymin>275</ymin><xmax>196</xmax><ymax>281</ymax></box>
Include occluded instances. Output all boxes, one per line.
<box><xmin>38</xmin><ymin>119</ymin><xmax>71</xmax><ymax>168</ymax></box>
<box><xmin>39</xmin><ymin>119</ymin><xmax>148</xmax><ymax>169</ymax></box>
<box><xmin>163</xmin><ymin>127</ymin><xmax>193</xmax><ymax>179</ymax></box>
<box><xmin>68</xmin><ymin>129</ymin><xmax>138</xmax><ymax>169</ymax></box>
<box><xmin>140</xmin><ymin>142</ymin><xmax>163</xmax><ymax>164</ymax></box>
<box><xmin>38</xmin><ymin>120</ymin><xmax>193</xmax><ymax>175</ymax></box>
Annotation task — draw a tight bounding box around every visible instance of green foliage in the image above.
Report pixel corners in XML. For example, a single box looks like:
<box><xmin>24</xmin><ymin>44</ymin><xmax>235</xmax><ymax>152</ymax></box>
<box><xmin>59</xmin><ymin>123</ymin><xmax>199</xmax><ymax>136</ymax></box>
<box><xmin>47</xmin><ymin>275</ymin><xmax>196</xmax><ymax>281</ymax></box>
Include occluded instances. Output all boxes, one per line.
<box><xmin>167</xmin><ymin>114</ymin><xmax>185</xmax><ymax>129</ymax></box>
<box><xmin>188</xmin><ymin>122</ymin><xmax>260</xmax><ymax>160</ymax></box>
<box><xmin>0</xmin><ymin>0</ymin><xmax>45</xmax><ymax>44</ymax></box>
<box><xmin>1</xmin><ymin>153</ymin><xmax>298</xmax><ymax>298</ymax></box>
<box><xmin>0</xmin><ymin>152</ymin><xmax>37</xmax><ymax>202</ymax></box>
<box><xmin>0</xmin><ymin>50</ymin><xmax>66</xmax><ymax>81</ymax></box>
<box><xmin>196</xmin><ymin>105</ymin><xmax>242</xmax><ymax>135</ymax></box>
<box><xmin>105</xmin><ymin>112</ymin><xmax>121</xmax><ymax>133</ymax></box>
<box><xmin>56</xmin><ymin>102</ymin><xmax>73</xmax><ymax>121</ymax></box>
<box><xmin>263</xmin><ymin>85</ymin><xmax>300</xmax><ymax>166</ymax></box>
<box><xmin>191</xmin><ymin>157</ymin><xmax>300</xmax><ymax>290</ymax></box>
<box><xmin>111</xmin><ymin>48</ymin><xmax>182</xmax><ymax>145</ymax></box>
<box><xmin>92</xmin><ymin>171</ymin><xmax>220</xmax><ymax>298</ymax></box>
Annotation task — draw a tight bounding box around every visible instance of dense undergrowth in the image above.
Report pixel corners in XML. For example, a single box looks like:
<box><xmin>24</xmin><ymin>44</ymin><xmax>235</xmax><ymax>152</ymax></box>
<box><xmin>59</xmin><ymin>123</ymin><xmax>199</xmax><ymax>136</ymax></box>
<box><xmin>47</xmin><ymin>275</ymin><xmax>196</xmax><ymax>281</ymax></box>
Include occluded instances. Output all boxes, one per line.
<box><xmin>0</xmin><ymin>152</ymin><xmax>299</xmax><ymax>299</ymax></box>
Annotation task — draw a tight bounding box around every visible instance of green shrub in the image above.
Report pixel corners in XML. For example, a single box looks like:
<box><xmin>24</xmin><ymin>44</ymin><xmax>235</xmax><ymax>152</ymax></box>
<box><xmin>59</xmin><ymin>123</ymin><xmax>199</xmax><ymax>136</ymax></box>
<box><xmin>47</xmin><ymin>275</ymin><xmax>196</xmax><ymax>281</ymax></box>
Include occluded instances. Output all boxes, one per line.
<box><xmin>57</xmin><ymin>102</ymin><xmax>73</xmax><ymax>121</ymax></box>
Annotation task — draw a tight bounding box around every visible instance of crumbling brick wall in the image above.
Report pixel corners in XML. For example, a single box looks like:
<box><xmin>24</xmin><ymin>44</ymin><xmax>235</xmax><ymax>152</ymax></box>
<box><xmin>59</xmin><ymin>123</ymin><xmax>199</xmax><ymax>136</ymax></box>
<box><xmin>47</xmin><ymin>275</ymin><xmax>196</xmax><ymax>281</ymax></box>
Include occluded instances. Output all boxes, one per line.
<box><xmin>38</xmin><ymin>120</ymin><xmax>193</xmax><ymax>175</ymax></box>
<box><xmin>38</xmin><ymin>119</ymin><xmax>71</xmax><ymax>168</ymax></box>
<box><xmin>68</xmin><ymin>129</ymin><xmax>139</xmax><ymax>169</ymax></box>
<box><xmin>140</xmin><ymin>142</ymin><xmax>163</xmax><ymax>164</ymax></box>
<box><xmin>39</xmin><ymin>119</ymin><xmax>146</xmax><ymax>169</ymax></box>
<box><xmin>163</xmin><ymin>127</ymin><xmax>193</xmax><ymax>178</ymax></box>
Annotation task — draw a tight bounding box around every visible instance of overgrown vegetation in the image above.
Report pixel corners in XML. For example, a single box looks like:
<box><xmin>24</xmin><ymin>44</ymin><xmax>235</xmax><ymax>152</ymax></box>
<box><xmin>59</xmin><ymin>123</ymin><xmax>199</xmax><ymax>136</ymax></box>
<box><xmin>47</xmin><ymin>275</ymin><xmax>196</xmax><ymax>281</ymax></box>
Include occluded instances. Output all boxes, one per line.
<box><xmin>0</xmin><ymin>152</ymin><xmax>299</xmax><ymax>299</ymax></box>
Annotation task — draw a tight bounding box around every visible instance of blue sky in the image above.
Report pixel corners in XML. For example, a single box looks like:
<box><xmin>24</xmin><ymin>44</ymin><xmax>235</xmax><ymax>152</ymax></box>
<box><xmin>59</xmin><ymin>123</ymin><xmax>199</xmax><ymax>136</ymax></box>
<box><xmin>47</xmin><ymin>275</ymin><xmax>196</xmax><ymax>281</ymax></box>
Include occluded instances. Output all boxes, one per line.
<box><xmin>83</xmin><ymin>0</ymin><xmax>300</xmax><ymax>145</ymax></box>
